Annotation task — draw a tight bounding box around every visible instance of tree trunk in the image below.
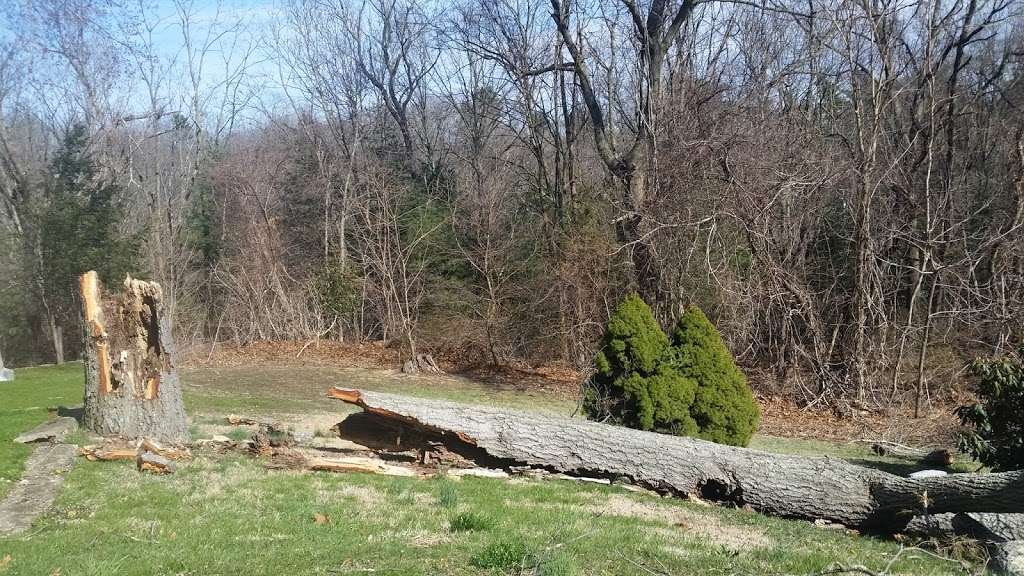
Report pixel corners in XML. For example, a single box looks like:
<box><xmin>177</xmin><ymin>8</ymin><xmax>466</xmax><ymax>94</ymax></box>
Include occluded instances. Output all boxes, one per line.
<box><xmin>47</xmin><ymin>314</ymin><xmax>64</xmax><ymax>365</ymax></box>
<box><xmin>79</xmin><ymin>271</ymin><xmax>189</xmax><ymax>444</ymax></box>
<box><xmin>328</xmin><ymin>388</ymin><xmax>1024</xmax><ymax>532</ymax></box>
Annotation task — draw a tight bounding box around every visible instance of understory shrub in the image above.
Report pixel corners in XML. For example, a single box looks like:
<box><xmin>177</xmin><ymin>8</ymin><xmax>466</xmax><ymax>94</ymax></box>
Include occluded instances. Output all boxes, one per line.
<box><xmin>957</xmin><ymin>347</ymin><xmax>1024</xmax><ymax>471</ymax></box>
<box><xmin>584</xmin><ymin>295</ymin><xmax>759</xmax><ymax>446</ymax></box>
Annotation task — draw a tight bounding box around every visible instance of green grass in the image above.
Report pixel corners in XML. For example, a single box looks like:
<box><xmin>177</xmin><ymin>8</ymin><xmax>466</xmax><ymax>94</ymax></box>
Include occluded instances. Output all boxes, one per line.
<box><xmin>0</xmin><ymin>454</ymin><xmax>970</xmax><ymax>575</ymax></box>
<box><xmin>0</xmin><ymin>364</ymin><xmax>978</xmax><ymax>575</ymax></box>
<box><xmin>0</xmin><ymin>363</ymin><xmax>83</xmax><ymax>499</ymax></box>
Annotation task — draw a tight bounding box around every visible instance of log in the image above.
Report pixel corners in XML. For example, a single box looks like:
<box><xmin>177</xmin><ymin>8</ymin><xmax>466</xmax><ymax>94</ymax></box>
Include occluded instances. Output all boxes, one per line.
<box><xmin>80</xmin><ymin>446</ymin><xmax>138</xmax><ymax>461</ymax></box>
<box><xmin>226</xmin><ymin>415</ymin><xmax>278</xmax><ymax>427</ymax></box>
<box><xmin>904</xmin><ymin>513</ymin><xmax>1024</xmax><ymax>575</ymax></box>
<box><xmin>306</xmin><ymin>456</ymin><xmax>420</xmax><ymax>477</ymax></box>
<box><xmin>80</xmin><ymin>439</ymin><xmax>190</xmax><ymax>463</ymax></box>
<box><xmin>79</xmin><ymin>272</ymin><xmax>189</xmax><ymax>443</ymax></box>
<box><xmin>137</xmin><ymin>450</ymin><xmax>174</xmax><ymax>474</ymax></box>
<box><xmin>994</xmin><ymin>542</ymin><xmax>1024</xmax><ymax>576</ymax></box>
<box><xmin>139</xmin><ymin>438</ymin><xmax>191</xmax><ymax>461</ymax></box>
<box><xmin>904</xmin><ymin>512</ymin><xmax>1024</xmax><ymax>542</ymax></box>
<box><xmin>870</xmin><ymin>442</ymin><xmax>954</xmax><ymax>467</ymax></box>
<box><xmin>327</xmin><ymin>388</ymin><xmax>1024</xmax><ymax>531</ymax></box>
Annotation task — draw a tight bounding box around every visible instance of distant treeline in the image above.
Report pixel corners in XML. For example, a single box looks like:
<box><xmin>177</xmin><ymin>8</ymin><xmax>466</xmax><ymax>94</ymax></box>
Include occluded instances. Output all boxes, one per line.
<box><xmin>0</xmin><ymin>0</ymin><xmax>1021</xmax><ymax>410</ymax></box>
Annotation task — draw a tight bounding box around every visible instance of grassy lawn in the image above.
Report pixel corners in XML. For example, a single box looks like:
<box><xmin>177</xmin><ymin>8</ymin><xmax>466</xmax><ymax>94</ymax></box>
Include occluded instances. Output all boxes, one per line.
<box><xmin>181</xmin><ymin>365</ymin><xmax>578</xmax><ymax>417</ymax></box>
<box><xmin>0</xmin><ymin>363</ymin><xmax>83</xmax><ymax>500</ymax></box>
<box><xmin>0</xmin><ymin>365</ymin><xmax>975</xmax><ymax>575</ymax></box>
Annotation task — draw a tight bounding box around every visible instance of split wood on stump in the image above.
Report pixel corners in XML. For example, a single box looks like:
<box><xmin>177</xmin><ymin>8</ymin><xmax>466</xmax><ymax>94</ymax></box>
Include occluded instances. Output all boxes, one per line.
<box><xmin>327</xmin><ymin>388</ymin><xmax>1024</xmax><ymax>533</ymax></box>
<box><xmin>79</xmin><ymin>271</ymin><xmax>189</xmax><ymax>444</ymax></box>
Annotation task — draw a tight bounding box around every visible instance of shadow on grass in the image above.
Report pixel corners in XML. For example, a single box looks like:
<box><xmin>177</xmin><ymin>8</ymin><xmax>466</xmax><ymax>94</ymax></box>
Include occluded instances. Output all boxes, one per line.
<box><xmin>846</xmin><ymin>458</ymin><xmax>943</xmax><ymax>477</ymax></box>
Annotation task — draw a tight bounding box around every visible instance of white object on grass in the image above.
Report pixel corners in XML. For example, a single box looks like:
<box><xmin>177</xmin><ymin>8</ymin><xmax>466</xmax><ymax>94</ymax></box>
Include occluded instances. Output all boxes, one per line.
<box><xmin>909</xmin><ymin>469</ymin><xmax>948</xmax><ymax>479</ymax></box>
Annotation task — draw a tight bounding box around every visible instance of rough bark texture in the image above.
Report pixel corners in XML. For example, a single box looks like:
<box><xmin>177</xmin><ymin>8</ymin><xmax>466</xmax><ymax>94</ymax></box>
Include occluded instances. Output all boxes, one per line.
<box><xmin>905</xmin><ymin>512</ymin><xmax>1024</xmax><ymax>542</ymax></box>
<box><xmin>137</xmin><ymin>451</ymin><xmax>174</xmax><ymax>474</ymax></box>
<box><xmin>80</xmin><ymin>271</ymin><xmax>189</xmax><ymax>443</ymax></box>
<box><xmin>328</xmin><ymin>388</ymin><xmax>1024</xmax><ymax>531</ymax></box>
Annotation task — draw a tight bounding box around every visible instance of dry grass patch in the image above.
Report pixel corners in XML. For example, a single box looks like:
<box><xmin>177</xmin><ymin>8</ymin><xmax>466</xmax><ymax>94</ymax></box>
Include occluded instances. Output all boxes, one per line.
<box><xmin>585</xmin><ymin>494</ymin><xmax>773</xmax><ymax>552</ymax></box>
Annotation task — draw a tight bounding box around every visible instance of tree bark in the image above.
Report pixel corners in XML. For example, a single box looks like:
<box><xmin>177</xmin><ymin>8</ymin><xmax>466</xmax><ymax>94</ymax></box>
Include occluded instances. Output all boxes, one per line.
<box><xmin>79</xmin><ymin>271</ymin><xmax>189</xmax><ymax>444</ymax></box>
<box><xmin>904</xmin><ymin>512</ymin><xmax>1024</xmax><ymax>542</ymax></box>
<box><xmin>328</xmin><ymin>388</ymin><xmax>1024</xmax><ymax>531</ymax></box>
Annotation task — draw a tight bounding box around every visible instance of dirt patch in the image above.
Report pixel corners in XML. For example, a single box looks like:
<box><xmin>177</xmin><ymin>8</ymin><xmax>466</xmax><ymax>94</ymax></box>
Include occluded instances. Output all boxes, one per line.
<box><xmin>585</xmin><ymin>494</ymin><xmax>773</xmax><ymax>552</ymax></box>
<box><xmin>183</xmin><ymin>340</ymin><xmax>400</xmax><ymax>370</ymax></box>
<box><xmin>758</xmin><ymin>395</ymin><xmax>959</xmax><ymax>446</ymax></box>
<box><xmin>182</xmin><ymin>341</ymin><xmax>581</xmax><ymax>401</ymax></box>
<box><xmin>457</xmin><ymin>364</ymin><xmax>580</xmax><ymax>401</ymax></box>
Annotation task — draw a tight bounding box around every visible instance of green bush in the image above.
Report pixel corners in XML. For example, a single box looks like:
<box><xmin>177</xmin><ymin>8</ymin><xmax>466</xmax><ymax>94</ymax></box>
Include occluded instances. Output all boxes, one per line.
<box><xmin>584</xmin><ymin>295</ymin><xmax>759</xmax><ymax>446</ymax></box>
<box><xmin>583</xmin><ymin>294</ymin><xmax>697</xmax><ymax>436</ymax></box>
<box><xmin>670</xmin><ymin>306</ymin><xmax>760</xmax><ymax>447</ymax></box>
<box><xmin>957</xmin><ymin>348</ymin><xmax>1024</xmax><ymax>471</ymax></box>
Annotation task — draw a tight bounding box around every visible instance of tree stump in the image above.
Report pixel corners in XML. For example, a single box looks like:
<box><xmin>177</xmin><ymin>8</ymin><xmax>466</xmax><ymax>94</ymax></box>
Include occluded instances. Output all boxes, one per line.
<box><xmin>79</xmin><ymin>271</ymin><xmax>189</xmax><ymax>443</ymax></box>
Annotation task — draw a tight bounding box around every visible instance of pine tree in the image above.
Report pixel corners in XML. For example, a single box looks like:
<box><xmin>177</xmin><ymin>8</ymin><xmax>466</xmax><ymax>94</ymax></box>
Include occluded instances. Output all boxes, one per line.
<box><xmin>670</xmin><ymin>306</ymin><xmax>760</xmax><ymax>446</ymax></box>
<box><xmin>38</xmin><ymin>125</ymin><xmax>140</xmax><ymax>301</ymax></box>
<box><xmin>584</xmin><ymin>293</ymin><xmax>697</xmax><ymax>435</ymax></box>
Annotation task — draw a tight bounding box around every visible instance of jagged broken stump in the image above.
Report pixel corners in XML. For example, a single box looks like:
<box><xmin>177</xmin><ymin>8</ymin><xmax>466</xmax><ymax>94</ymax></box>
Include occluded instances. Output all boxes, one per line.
<box><xmin>79</xmin><ymin>271</ymin><xmax>189</xmax><ymax>443</ymax></box>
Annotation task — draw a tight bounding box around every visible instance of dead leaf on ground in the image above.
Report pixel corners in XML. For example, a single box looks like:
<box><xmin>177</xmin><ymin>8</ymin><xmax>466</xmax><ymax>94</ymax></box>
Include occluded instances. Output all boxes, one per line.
<box><xmin>0</xmin><ymin>555</ymin><xmax>11</xmax><ymax>571</ymax></box>
<box><xmin>313</xmin><ymin>513</ymin><xmax>332</xmax><ymax>525</ymax></box>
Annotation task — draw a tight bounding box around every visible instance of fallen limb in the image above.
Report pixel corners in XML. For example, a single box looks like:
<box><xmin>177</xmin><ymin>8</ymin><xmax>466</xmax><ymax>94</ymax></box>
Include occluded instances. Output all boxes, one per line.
<box><xmin>80</xmin><ymin>438</ymin><xmax>189</xmax><ymax>467</ymax></box>
<box><xmin>328</xmin><ymin>388</ymin><xmax>1024</xmax><ymax>532</ymax></box>
<box><xmin>870</xmin><ymin>442</ymin><xmax>953</xmax><ymax>467</ymax></box>
<box><xmin>139</xmin><ymin>438</ymin><xmax>191</xmax><ymax>461</ymax></box>
<box><xmin>226</xmin><ymin>415</ymin><xmax>278</xmax><ymax>427</ymax></box>
<box><xmin>306</xmin><ymin>456</ymin><xmax>420</xmax><ymax>477</ymax></box>
<box><xmin>80</xmin><ymin>446</ymin><xmax>137</xmax><ymax>461</ymax></box>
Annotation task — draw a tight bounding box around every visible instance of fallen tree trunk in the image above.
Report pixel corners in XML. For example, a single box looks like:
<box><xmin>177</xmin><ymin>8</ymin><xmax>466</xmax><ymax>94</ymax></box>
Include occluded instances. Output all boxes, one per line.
<box><xmin>905</xmin><ymin>512</ymin><xmax>1024</xmax><ymax>542</ymax></box>
<box><xmin>328</xmin><ymin>388</ymin><xmax>1024</xmax><ymax>532</ymax></box>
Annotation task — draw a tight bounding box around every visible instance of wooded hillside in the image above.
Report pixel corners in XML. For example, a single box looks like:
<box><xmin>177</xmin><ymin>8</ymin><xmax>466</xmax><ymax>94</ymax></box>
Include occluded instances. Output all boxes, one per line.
<box><xmin>0</xmin><ymin>0</ymin><xmax>1021</xmax><ymax>411</ymax></box>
